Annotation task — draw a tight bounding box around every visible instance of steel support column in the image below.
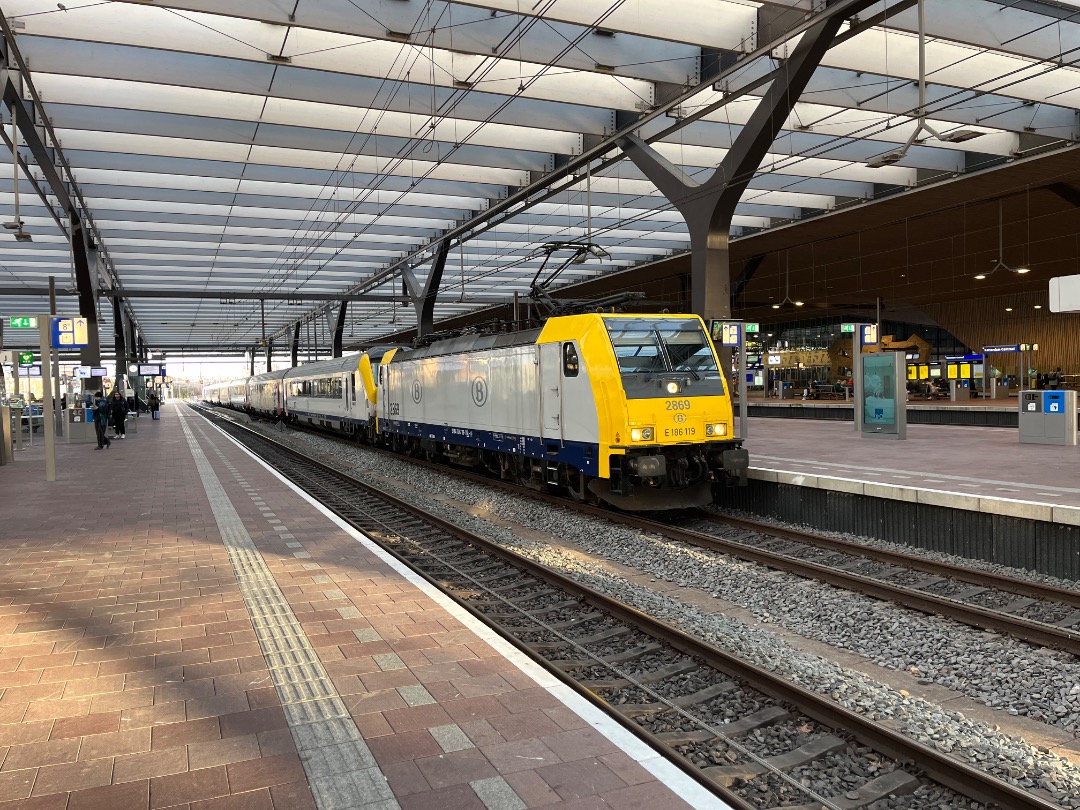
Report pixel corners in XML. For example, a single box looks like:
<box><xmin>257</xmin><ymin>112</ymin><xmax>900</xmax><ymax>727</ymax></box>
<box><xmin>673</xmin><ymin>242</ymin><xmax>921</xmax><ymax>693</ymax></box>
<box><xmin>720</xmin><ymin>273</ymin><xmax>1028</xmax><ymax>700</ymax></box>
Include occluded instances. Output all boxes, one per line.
<box><xmin>618</xmin><ymin>2</ymin><xmax>875</xmax><ymax>320</ymax></box>
<box><xmin>265</xmin><ymin>339</ymin><xmax>273</xmax><ymax>373</ymax></box>
<box><xmin>290</xmin><ymin>321</ymin><xmax>300</xmax><ymax>368</ymax></box>
<box><xmin>414</xmin><ymin>240</ymin><xmax>451</xmax><ymax>338</ymax></box>
<box><xmin>112</xmin><ymin>296</ymin><xmax>126</xmax><ymax>390</ymax></box>
<box><xmin>71</xmin><ymin>213</ymin><xmax>102</xmax><ymax>366</ymax></box>
<box><xmin>332</xmin><ymin>302</ymin><xmax>347</xmax><ymax>358</ymax></box>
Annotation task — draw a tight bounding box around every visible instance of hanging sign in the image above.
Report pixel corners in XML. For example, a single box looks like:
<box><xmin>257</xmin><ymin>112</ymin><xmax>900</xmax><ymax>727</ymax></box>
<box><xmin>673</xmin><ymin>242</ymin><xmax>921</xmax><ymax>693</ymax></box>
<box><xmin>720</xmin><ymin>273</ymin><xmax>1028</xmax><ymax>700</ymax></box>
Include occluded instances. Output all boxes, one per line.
<box><xmin>51</xmin><ymin>317</ymin><xmax>89</xmax><ymax>348</ymax></box>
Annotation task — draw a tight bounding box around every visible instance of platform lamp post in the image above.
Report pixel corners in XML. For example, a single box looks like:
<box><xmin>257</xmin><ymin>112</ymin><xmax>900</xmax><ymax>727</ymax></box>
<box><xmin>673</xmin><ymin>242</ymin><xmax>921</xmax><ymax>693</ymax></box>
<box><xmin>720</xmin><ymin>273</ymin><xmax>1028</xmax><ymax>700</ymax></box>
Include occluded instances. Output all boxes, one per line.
<box><xmin>36</xmin><ymin>315</ymin><xmax>56</xmax><ymax>481</ymax></box>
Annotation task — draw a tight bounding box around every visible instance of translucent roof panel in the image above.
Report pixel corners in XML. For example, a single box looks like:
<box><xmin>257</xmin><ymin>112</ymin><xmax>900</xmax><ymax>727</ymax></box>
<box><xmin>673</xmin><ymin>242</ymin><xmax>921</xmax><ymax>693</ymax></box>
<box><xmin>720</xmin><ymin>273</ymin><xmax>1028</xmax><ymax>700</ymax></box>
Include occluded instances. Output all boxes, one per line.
<box><xmin>1</xmin><ymin>0</ymin><xmax>1078</xmax><ymax>351</ymax></box>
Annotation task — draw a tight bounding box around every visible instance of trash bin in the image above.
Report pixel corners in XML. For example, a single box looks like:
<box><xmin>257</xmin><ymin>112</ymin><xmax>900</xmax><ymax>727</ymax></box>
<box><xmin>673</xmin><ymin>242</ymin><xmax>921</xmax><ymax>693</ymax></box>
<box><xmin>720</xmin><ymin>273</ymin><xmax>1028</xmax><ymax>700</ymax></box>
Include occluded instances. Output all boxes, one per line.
<box><xmin>1020</xmin><ymin>390</ymin><xmax>1077</xmax><ymax>445</ymax></box>
<box><xmin>67</xmin><ymin>407</ymin><xmax>98</xmax><ymax>444</ymax></box>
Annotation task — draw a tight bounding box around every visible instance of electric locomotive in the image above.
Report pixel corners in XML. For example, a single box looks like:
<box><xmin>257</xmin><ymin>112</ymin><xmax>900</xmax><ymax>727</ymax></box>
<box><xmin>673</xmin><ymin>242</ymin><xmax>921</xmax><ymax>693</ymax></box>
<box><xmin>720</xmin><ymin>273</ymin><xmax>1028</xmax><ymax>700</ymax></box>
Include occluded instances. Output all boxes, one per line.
<box><xmin>377</xmin><ymin>313</ymin><xmax>747</xmax><ymax>509</ymax></box>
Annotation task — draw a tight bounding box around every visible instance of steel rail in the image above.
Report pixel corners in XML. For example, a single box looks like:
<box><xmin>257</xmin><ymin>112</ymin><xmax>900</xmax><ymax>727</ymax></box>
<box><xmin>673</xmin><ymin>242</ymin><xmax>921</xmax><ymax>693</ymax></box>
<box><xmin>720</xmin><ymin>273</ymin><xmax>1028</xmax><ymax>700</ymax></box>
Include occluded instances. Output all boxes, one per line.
<box><xmin>697</xmin><ymin>512</ymin><xmax>1080</xmax><ymax>608</ymax></box>
<box><xmin>628</xmin><ymin>515</ymin><xmax>1080</xmax><ymax>656</ymax></box>
<box><xmin>194</xmin><ymin>405</ymin><xmax>1061</xmax><ymax>810</ymax></box>
<box><xmin>250</xmin><ymin>414</ymin><xmax>1080</xmax><ymax>654</ymax></box>
<box><xmin>340</xmin><ymin>434</ymin><xmax>1080</xmax><ymax>654</ymax></box>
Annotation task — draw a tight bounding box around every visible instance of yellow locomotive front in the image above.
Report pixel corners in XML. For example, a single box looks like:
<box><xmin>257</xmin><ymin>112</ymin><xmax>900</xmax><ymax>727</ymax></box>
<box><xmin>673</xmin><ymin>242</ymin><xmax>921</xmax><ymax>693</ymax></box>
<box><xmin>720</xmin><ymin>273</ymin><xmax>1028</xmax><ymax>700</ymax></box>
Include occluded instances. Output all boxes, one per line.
<box><xmin>594</xmin><ymin>314</ymin><xmax>748</xmax><ymax>509</ymax></box>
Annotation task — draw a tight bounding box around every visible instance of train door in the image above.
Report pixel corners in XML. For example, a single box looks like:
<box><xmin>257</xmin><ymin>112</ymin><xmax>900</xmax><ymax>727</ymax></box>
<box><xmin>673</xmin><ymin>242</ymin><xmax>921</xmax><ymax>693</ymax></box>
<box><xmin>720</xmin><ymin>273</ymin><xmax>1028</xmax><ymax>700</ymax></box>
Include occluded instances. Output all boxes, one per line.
<box><xmin>538</xmin><ymin>343</ymin><xmax>562</xmax><ymax>444</ymax></box>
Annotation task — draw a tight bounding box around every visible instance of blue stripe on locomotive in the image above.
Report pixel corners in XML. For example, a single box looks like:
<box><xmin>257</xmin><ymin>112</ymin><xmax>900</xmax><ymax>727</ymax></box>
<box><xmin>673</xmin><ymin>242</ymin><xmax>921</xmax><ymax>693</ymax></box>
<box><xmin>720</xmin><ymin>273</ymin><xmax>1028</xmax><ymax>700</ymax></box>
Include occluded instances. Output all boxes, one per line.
<box><xmin>381</xmin><ymin>418</ymin><xmax>600</xmax><ymax>477</ymax></box>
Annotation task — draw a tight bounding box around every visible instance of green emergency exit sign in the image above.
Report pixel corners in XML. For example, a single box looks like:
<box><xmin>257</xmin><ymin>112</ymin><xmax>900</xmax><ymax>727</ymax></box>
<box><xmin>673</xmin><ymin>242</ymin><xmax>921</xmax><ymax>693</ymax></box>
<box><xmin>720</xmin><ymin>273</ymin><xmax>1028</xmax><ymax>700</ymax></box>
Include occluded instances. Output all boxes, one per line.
<box><xmin>841</xmin><ymin>323</ymin><xmax>856</xmax><ymax>333</ymax></box>
<box><xmin>744</xmin><ymin>323</ymin><xmax>759</xmax><ymax>333</ymax></box>
<box><xmin>9</xmin><ymin>316</ymin><xmax>38</xmax><ymax>329</ymax></box>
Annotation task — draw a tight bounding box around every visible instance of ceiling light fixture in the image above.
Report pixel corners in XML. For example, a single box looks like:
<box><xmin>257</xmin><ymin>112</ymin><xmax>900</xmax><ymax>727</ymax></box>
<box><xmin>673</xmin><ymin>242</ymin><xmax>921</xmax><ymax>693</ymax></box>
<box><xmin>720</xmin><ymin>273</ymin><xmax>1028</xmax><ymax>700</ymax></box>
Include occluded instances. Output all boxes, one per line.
<box><xmin>865</xmin><ymin>0</ymin><xmax>984</xmax><ymax>170</ymax></box>
<box><xmin>976</xmin><ymin>199</ymin><xmax>1033</xmax><ymax>280</ymax></box>
<box><xmin>772</xmin><ymin>252</ymin><xmax>804</xmax><ymax>309</ymax></box>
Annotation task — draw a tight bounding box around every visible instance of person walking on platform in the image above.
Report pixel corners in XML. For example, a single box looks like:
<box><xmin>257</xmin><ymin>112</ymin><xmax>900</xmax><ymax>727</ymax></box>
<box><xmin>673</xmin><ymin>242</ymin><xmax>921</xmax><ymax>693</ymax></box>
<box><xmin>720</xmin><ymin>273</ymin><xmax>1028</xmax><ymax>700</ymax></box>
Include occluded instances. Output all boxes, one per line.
<box><xmin>148</xmin><ymin>391</ymin><xmax>160</xmax><ymax>420</ymax></box>
<box><xmin>110</xmin><ymin>390</ymin><xmax>129</xmax><ymax>438</ymax></box>
<box><xmin>92</xmin><ymin>392</ymin><xmax>111</xmax><ymax>450</ymax></box>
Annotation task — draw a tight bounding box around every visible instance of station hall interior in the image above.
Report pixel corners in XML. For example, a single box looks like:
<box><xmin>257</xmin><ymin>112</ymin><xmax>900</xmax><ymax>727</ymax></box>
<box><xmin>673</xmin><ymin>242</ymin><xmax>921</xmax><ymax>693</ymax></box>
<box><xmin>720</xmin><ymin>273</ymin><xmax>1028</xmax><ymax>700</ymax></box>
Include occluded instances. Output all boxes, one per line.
<box><xmin>4</xmin><ymin>1</ymin><xmax>1080</xmax><ymax>809</ymax></box>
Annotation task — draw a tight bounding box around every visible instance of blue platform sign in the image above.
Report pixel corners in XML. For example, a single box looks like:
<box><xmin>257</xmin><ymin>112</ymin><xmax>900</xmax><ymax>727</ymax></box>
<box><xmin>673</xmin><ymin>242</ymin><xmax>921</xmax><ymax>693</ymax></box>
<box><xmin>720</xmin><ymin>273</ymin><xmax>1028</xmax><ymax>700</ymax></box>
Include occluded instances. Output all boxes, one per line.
<box><xmin>983</xmin><ymin>344</ymin><xmax>1020</xmax><ymax>353</ymax></box>
<box><xmin>51</xmin><ymin>317</ymin><xmax>90</xmax><ymax>349</ymax></box>
<box><xmin>709</xmin><ymin>320</ymin><xmax>743</xmax><ymax>347</ymax></box>
<box><xmin>861</xmin><ymin>324</ymin><xmax>878</xmax><ymax>345</ymax></box>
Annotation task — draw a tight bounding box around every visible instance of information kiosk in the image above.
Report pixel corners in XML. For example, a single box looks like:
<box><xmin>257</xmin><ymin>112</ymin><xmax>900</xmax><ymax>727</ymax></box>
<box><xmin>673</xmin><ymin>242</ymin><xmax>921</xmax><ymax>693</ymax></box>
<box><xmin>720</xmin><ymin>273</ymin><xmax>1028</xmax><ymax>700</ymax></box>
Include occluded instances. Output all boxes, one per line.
<box><xmin>851</xmin><ymin>323</ymin><xmax>907</xmax><ymax>440</ymax></box>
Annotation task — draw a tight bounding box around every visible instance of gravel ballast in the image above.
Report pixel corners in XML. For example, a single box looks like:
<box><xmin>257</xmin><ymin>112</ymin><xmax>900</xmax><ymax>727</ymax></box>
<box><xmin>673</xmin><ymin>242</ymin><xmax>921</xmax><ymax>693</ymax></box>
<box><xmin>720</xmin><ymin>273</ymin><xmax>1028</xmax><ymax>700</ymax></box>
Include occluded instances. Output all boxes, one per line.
<box><xmin>239</xmin><ymin>421</ymin><xmax>1080</xmax><ymax>807</ymax></box>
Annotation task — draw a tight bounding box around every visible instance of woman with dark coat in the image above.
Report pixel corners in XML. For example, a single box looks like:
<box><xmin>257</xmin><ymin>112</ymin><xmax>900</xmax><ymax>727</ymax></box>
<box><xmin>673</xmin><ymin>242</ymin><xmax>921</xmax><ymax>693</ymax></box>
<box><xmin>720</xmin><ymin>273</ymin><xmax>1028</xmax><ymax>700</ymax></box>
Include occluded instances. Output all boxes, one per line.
<box><xmin>110</xmin><ymin>390</ymin><xmax>129</xmax><ymax>438</ymax></box>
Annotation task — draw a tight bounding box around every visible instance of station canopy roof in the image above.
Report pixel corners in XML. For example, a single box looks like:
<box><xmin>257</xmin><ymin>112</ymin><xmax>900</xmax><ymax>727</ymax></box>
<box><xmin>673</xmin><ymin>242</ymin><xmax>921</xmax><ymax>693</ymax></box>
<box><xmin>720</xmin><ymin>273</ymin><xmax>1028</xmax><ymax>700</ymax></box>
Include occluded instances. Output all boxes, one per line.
<box><xmin>2</xmin><ymin>0</ymin><xmax>1080</xmax><ymax>354</ymax></box>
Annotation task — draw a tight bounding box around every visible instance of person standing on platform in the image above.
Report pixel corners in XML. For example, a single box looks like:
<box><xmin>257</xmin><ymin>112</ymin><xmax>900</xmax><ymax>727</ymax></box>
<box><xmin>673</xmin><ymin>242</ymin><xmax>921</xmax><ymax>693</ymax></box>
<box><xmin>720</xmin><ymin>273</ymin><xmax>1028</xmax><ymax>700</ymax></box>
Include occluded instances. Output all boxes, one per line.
<box><xmin>1049</xmin><ymin>367</ymin><xmax>1063</xmax><ymax>390</ymax></box>
<box><xmin>92</xmin><ymin>392</ymin><xmax>111</xmax><ymax>450</ymax></box>
<box><xmin>148</xmin><ymin>391</ymin><xmax>160</xmax><ymax>420</ymax></box>
<box><xmin>110</xmin><ymin>390</ymin><xmax>129</xmax><ymax>438</ymax></box>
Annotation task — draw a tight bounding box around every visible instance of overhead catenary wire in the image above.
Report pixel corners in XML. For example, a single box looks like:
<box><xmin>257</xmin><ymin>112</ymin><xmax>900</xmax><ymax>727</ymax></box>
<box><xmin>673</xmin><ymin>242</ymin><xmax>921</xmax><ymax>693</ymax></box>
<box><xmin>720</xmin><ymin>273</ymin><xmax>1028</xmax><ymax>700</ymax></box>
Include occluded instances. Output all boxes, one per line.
<box><xmin>73</xmin><ymin>0</ymin><xmax>1079</xmax><ymax>348</ymax></box>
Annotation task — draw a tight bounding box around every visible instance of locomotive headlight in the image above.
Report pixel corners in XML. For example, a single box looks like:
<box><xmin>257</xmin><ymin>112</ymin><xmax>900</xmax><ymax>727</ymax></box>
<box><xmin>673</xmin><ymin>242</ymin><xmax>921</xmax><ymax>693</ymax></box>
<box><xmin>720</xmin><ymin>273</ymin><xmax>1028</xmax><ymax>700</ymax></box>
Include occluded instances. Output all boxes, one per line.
<box><xmin>705</xmin><ymin>423</ymin><xmax>727</xmax><ymax>437</ymax></box>
<box><xmin>665</xmin><ymin>381</ymin><xmax>681</xmax><ymax>395</ymax></box>
<box><xmin>631</xmin><ymin>427</ymin><xmax>654</xmax><ymax>441</ymax></box>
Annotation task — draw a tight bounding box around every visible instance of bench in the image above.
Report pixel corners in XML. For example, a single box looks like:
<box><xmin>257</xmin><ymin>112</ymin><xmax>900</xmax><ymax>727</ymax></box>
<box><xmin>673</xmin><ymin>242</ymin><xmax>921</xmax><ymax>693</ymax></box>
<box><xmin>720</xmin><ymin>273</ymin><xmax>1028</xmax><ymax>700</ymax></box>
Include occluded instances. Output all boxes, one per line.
<box><xmin>808</xmin><ymin>385</ymin><xmax>849</xmax><ymax>401</ymax></box>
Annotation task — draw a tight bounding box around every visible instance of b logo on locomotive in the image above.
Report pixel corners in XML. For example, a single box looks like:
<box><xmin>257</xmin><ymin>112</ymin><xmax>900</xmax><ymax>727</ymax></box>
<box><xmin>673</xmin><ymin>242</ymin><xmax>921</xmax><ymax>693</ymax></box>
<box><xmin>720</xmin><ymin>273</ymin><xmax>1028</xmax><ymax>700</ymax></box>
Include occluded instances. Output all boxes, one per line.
<box><xmin>412</xmin><ymin>380</ymin><xmax>423</xmax><ymax>403</ymax></box>
<box><xmin>472</xmin><ymin>377</ymin><xmax>488</xmax><ymax>407</ymax></box>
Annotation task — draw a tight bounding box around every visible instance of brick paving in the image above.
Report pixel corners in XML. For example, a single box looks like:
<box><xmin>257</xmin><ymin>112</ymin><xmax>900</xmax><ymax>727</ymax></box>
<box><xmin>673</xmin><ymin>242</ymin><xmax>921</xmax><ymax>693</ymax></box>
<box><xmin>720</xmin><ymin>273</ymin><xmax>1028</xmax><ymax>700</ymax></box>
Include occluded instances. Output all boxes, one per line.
<box><xmin>0</xmin><ymin>405</ymin><xmax>701</xmax><ymax>810</ymax></box>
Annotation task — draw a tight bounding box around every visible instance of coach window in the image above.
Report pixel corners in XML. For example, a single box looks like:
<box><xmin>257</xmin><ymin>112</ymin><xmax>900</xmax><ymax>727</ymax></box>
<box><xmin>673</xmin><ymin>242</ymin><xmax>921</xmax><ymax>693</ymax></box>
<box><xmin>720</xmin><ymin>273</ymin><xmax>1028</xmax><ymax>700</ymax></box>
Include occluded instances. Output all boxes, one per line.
<box><xmin>563</xmin><ymin>342</ymin><xmax>579</xmax><ymax>377</ymax></box>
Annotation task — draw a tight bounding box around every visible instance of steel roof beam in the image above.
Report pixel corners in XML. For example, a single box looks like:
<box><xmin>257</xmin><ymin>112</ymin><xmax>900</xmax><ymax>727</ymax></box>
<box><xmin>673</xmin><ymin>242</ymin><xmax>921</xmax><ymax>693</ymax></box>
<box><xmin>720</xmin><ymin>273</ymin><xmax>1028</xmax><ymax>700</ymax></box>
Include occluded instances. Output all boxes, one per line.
<box><xmin>619</xmin><ymin>0</ymin><xmax>880</xmax><ymax>320</ymax></box>
<box><xmin>260</xmin><ymin>0</ymin><xmax>896</xmax><ymax>343</ymax></box>
<box><xmin>0</xmin><ymin>287</ymin><xmax>508</xmax><ymax>304</ymax></box>
<box><xmin>330</xmin><ymin>301</ymin><xmax>347</xmax><ymax>359</ymax></box>
<box><xmin>0</xmin><ymin>19</ymin><xmax>140</xmax><ymax>348</ymax></box>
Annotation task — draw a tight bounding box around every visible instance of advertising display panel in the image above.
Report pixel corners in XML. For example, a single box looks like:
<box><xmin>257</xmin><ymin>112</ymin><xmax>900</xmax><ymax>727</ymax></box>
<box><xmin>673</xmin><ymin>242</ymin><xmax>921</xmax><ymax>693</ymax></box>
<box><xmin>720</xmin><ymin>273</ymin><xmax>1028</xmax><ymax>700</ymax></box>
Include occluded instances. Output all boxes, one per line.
<box><xmin>860</xmin><ymin>352</ymin><xmax>907</xmax><ymax>439</ymax></box>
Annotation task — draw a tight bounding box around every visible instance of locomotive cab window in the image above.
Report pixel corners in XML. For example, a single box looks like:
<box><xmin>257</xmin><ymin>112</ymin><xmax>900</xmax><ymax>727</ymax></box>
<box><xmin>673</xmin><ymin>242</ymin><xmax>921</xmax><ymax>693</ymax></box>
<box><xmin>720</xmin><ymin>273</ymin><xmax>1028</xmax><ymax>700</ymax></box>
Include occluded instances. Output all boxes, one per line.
<box><xmin>563</xmin><ymin>342</ymin><xmax>579</xmax><ymax>377</ymax></box>
<box><xmin>604</xmin><ymin>317</ymin><xmax>725</xmax><ymax>398</ymax></box>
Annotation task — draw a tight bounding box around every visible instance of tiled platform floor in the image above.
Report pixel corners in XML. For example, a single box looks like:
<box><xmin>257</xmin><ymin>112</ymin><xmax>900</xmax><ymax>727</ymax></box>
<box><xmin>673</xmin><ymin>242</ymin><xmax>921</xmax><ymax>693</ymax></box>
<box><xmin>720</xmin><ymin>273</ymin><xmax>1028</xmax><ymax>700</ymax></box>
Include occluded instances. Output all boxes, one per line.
<box><xmin>0</xmin><ymin>404</ymin><xmax>716</xmax><ymax>810</ymax></box>
<box><xmin>741</xmin><ymin>416</ymin><xmax>1080</xmax><ymax>511</ymax></box>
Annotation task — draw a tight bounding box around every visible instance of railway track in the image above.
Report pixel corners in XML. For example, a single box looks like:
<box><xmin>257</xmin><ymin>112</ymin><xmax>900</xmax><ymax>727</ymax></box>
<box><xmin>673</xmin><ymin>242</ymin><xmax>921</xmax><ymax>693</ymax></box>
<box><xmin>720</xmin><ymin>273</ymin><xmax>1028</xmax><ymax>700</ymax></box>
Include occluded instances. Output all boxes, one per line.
<box><xmin>195</xmin><ymin>404</ymin><xmax>1060</xmax><ymax>809</ymax></box>
<box><xmin>274</xmin><ymin>414</ymin><xmax>1080</xmax><ymax>656</ymax></box>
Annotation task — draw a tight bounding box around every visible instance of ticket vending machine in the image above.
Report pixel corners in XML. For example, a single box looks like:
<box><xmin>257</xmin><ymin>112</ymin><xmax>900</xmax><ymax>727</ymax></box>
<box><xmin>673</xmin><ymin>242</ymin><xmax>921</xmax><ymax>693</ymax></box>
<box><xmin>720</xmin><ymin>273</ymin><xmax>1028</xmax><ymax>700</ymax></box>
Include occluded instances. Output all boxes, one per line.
<box><xmin>1019</xmin><ymin>390</ymin><xmax>1077</xmax><ymax>445</ymax></box>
